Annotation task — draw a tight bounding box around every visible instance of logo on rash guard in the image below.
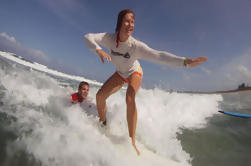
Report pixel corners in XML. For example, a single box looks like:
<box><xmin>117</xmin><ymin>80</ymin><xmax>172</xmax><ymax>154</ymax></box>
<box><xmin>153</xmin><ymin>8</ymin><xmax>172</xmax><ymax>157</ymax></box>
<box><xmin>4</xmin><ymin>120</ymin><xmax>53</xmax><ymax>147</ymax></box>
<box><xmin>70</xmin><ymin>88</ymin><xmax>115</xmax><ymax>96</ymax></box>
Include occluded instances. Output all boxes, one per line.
<box><xmin>111</xmin><ymin>50</ymin><xmax>130</xmax><ymax>59</ymax></box>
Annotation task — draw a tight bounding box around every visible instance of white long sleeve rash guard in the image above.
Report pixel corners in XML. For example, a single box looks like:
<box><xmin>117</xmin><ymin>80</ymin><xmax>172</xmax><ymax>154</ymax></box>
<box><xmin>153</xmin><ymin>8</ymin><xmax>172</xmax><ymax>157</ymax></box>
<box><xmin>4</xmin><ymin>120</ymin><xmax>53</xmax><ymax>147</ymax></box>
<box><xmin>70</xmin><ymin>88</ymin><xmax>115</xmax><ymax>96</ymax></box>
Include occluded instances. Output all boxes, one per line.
<box><xmin>84</xmin><ymin>32</ymin><xmax>185</xmax><ymax>78</ymax></box>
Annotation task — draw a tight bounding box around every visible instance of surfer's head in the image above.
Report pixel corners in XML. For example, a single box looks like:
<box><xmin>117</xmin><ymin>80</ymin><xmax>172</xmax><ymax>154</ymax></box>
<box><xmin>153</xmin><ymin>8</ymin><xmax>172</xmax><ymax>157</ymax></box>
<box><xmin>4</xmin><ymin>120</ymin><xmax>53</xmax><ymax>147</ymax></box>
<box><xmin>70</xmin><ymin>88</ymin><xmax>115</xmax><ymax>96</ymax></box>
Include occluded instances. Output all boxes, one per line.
<box><xmin>78</xmin><ymin>81</ymin><xmax>89</xmax><ymax>101</ymax></box>
<box><xmin>115</xmin><ymin>9</ymin><xmax>135</xmax><ymax>46</ymax></box>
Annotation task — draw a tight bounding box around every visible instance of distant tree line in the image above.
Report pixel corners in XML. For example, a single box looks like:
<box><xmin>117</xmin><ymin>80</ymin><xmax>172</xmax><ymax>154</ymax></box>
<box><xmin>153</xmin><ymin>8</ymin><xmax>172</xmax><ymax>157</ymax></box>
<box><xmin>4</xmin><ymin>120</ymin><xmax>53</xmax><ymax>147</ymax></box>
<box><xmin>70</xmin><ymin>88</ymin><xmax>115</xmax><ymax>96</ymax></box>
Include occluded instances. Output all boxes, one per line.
<box><xmin>238</xmin><ymin>83</ymin><xmax>250</xmax><ymax>90</ymax></box>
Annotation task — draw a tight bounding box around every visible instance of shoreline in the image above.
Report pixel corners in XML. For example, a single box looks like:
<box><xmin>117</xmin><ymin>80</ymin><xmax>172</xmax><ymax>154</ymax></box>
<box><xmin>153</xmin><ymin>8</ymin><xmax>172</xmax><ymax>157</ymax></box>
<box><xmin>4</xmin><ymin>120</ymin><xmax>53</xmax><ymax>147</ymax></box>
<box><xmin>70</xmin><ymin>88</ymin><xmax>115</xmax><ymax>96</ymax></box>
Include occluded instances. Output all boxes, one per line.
<box><xmin>178</xmin><ymin>88</ymin><xmax>251</xmax><ymax>94</ymax></box>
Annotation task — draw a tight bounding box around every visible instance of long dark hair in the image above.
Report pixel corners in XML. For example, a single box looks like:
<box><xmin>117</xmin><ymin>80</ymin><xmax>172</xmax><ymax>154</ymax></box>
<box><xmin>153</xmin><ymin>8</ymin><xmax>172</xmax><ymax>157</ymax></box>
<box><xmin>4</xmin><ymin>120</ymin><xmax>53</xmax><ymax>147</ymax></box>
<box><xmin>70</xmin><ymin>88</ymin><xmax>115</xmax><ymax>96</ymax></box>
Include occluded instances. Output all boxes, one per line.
<box><xmin>115</xmin><ymin>9</ymin><xmax>135</xmax><ymax>33</ymax></box>
<box><xmin>115</xmin><ymin>9</ymin><xmax>135</xmax><ymax>48</ymax></box>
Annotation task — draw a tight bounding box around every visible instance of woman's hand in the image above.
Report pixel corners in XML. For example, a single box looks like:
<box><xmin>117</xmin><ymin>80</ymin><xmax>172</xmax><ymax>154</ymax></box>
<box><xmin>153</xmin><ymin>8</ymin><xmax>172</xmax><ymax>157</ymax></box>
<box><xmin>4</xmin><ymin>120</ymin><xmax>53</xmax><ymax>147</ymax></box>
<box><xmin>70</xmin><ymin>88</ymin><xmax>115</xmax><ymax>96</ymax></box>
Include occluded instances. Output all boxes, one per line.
<box><xmin>185</xmin><ymin>56</ymin><xmax>207</xmax><ymax>67</ymax></box>
<box><xmin>96</xmin><ymin>49</ymin><xmax>111</xmax><ymax>64</ymax></box>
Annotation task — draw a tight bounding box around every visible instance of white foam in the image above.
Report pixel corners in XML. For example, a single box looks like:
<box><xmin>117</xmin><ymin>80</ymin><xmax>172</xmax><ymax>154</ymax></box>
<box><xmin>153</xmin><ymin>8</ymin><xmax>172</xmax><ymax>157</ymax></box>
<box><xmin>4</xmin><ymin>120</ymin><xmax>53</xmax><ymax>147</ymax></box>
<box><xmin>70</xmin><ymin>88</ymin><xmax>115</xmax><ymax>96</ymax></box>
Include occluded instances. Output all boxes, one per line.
<box><xmin>104</xmin><ymin>88</ymin><xmax>222</xmax><ymax>163</ymax></box>
<box><xmin>0</xmin><ymin>51</ymin><xmax>102</xmax><ymax>86</ymax></box>
<box><xmin>0</xmin><ymin>51</ymin><xmax>223</xmax><ymax>166</ymax></box>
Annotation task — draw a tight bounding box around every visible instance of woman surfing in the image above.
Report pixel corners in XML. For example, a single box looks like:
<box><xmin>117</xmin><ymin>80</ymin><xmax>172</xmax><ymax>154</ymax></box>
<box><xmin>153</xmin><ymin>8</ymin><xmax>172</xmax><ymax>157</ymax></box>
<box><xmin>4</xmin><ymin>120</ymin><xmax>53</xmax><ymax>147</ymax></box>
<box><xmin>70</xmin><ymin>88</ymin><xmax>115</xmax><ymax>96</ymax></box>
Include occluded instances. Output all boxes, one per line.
<box><xmin>84</xmin><ymin>9</ymin><xmax>207</xmax><ymax>155</ymax></box>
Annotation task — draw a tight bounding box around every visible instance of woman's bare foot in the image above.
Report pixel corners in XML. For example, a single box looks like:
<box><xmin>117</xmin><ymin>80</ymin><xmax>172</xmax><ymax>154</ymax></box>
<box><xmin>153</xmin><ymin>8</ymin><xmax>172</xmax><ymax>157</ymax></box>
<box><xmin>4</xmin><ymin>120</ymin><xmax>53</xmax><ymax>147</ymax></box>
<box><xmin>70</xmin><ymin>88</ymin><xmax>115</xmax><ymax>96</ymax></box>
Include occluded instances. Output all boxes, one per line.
<box><xmin>131</xmin><ymin>138</ymin><xmax>140</xmax><ymax>156</ymax></box>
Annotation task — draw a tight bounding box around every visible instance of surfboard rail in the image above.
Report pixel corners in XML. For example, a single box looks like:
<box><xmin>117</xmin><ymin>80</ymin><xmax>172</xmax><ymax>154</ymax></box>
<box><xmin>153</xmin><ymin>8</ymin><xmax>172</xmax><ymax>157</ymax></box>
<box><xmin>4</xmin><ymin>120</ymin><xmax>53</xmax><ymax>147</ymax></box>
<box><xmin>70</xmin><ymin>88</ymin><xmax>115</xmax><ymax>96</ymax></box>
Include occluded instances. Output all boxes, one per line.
<box><xmin>218</xmin><ymin>110</ymin><xmax>251</xmax><ymax>119</ymax></box>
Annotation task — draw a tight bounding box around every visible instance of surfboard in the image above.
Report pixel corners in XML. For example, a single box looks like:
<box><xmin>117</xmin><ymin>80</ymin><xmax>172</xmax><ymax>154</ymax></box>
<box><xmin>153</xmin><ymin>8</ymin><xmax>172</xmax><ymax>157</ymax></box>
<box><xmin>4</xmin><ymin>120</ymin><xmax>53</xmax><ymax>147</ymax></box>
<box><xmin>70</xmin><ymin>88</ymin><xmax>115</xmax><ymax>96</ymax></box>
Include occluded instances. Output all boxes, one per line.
<box><xmin>100</xmin><ymin>127</ymin><xmax>190</xmax><ymax>166</ymax></box>
<box><xmin>218</xmin><ymin>110</ymin><xmax>251</xmax><ymax>119</ymax></box>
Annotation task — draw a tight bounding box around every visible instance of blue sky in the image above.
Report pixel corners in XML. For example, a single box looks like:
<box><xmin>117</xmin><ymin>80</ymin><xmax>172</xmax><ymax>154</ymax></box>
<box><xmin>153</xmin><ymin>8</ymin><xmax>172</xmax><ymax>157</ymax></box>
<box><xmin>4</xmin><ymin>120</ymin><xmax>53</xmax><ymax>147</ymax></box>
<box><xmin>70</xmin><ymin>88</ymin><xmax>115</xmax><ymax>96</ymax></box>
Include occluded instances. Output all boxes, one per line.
<box><xmin>0</xmin><ymin>0</ymin><xmax>251</xmax><ymax>91</ymax></box>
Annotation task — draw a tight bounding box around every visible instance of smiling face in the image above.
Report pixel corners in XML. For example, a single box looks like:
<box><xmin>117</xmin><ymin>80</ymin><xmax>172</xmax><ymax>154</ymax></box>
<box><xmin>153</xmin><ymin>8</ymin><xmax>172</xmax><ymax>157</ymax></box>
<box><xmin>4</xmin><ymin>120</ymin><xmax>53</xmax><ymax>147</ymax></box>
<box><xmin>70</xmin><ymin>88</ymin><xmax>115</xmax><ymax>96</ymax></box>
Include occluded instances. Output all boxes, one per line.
<box><xmin>119</xmin><ymin>13</ymin><xmax>135</xmax><ymax>41</ymax></box>
<box><xmin>78</xmin><ymin>84</ymin><xmax>89</xmax><ymax>101</ymax></box>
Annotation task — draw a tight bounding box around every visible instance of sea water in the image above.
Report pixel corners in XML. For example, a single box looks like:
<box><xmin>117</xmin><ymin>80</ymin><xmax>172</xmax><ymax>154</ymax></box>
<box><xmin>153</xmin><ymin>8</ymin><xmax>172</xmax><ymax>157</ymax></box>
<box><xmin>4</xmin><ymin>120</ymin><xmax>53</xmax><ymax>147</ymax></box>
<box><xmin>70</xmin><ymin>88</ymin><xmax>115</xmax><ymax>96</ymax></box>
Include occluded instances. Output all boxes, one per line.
<box><xmin>0</xmin><ymin>53</ymin><xmax>251</xmax><ymax>166</ymax></box>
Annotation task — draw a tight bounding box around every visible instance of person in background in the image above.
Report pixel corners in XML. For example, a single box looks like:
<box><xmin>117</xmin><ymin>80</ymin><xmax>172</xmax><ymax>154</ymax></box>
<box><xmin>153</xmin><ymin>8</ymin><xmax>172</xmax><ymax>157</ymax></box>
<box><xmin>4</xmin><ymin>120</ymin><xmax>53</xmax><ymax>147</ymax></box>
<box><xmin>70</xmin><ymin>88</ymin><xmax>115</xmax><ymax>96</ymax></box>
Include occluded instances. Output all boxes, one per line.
<box><xmin>71</xmin><ymin>81</ymin><xmax>96</xmax><ymax>112</ymax></box>
<box><xmin>71</xmin><ymin>81</ymin><xmax>90</xmax><ymax>103</ymax></box>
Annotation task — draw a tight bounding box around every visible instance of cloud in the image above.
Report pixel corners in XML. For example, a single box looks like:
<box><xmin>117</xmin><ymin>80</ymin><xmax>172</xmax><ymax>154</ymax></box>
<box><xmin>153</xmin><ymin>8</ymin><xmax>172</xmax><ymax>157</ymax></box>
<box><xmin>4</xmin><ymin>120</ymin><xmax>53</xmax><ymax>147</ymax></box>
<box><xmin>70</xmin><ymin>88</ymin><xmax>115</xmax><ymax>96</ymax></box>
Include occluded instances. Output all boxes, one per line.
<box><xmin>200</xmin><ymin>66</ymin><xmax>212</xmax><ymax>75</ymax></box>
<box><xmin>205</xmin><ymin>50</ymin><xmax>251</xmax><ymax>90</ymax></box>
<box><xmin>221</xmin><ymin>50</ymin><xmax>251</xmax><ymax>85</ymax></box>
<box><xmin>236</xmin><ymin>65</ymin><xmax>250</xmax><ymax>77</ymax></box>
<box><xmin>0</xmin><ymin>32</ymin><xmax>17</xmax><ymax>43</ymax></box>
<box><xmin>223</xmin><ymin>64</ymin><xmax>251</xmax><ymax>88</ymax></box>
<box><xmin>174</xmin><ymin>50</ymin><xmax>251</xmax><ymax>91</ymax></box>
<box><xmin>0</xmin><ymin>32</ymin><xmax>92</xmax><ymax>78</ymax></box>
<box><xmin>0</xmin><ymin>32</ymin><xmax>49</xmax><ymax>64</ymax></box>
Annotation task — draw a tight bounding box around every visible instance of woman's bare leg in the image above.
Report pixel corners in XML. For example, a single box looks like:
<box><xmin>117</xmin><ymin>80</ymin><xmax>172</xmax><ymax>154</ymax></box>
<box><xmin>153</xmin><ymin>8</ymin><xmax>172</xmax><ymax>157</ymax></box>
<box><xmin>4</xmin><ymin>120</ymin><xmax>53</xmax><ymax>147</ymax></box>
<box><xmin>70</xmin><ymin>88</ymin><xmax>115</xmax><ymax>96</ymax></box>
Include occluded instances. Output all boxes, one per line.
<box><xmin>96</xmin><ymin>73</ymin><xmax>124</xmax><ymax>122</ymax></box>
<box><xmin>126</xmin><ymin>74</ymin><xmax>142</xmax><ymax>155</ymax></box>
